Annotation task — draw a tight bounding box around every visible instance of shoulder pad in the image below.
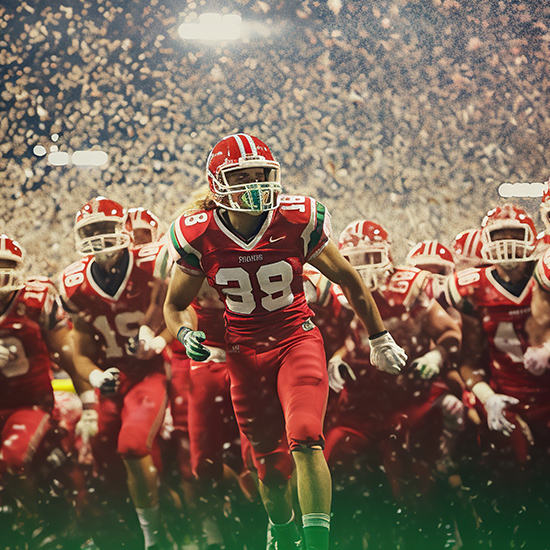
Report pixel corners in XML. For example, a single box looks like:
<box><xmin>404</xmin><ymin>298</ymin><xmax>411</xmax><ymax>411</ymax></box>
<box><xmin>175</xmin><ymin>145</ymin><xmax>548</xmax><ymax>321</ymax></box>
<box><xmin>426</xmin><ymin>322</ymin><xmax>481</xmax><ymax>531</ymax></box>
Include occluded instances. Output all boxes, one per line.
<box><xmin>447</xmin><ymin>267</ymin><xmax>483</xmax><ymax>311</ymax></box>
<box><xmin>168</xmin><ymin>211</ymin><xmax>211</xmax><ymax>276</ymax></box>
<box><xmin>133</xmin><ymin>242</ymin><xmax>172</xmax><ymax>280</ymax></box>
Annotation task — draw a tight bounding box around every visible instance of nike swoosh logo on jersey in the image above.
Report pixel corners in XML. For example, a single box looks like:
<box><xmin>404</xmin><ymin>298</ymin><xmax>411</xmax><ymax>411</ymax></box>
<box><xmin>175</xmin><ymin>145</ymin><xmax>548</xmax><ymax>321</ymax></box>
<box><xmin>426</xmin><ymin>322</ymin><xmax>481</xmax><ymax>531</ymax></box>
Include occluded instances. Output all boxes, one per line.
<box><xmin>269</xmin><ymin>236</ymin><xmax>285</xmax><ymax>243</ymax></box>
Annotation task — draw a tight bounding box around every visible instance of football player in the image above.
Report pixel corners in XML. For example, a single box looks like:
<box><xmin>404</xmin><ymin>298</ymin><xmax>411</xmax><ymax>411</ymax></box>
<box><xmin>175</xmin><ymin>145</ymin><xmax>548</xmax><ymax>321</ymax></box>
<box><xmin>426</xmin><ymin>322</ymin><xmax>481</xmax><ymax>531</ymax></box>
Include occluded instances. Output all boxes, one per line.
<box><xmin>59</xmin><ymin>197</ymin><xmax>174</xmax><ymax>550</ymax></box>
<box><xmin>447</xmin><ymin>204</ymin><xmax>549</xmax><ymax>547</ymax></box>
<box><xmin>164</xmin><ymin>133</ymin><xmax>407</xmax><ymax>550</ymax></box>
<box><xmin>0</xmin><ymin>234</ymin><xmax>92</xmax><ymax>546</ymax></box>
<box><xmin>324</xmin><ymin>221</ymin><xmax>463</xmax><ymax>547</ymax></box>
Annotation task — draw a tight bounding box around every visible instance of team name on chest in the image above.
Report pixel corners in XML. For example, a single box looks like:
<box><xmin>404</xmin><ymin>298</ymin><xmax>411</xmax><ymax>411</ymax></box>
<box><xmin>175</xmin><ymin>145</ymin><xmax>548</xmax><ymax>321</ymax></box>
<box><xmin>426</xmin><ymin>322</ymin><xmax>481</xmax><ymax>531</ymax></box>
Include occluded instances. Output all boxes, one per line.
<box><xmin>239</xmin><ymin>254</ymin><xmax>264</xmax><ymax>263</ymax></box>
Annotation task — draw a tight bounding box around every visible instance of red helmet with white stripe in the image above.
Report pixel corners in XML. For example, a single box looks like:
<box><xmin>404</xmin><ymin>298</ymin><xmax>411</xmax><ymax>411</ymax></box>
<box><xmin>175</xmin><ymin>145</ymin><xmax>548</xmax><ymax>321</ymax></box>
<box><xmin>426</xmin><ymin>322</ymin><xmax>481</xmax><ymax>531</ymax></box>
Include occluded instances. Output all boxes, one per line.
<box><xmin>126</xmin><ymin>207</ymin><xmax>161</xmax><ymax>246</ymax></box>
<box><xmin>480</xmin><ymin>204</ymin><xmax>536</xmax><ymax>265</ymax></box>
<box><xmin>338</xmin><ymin>220</ymin><xmax>393</xmax><ymax>289</ymax></box>
<box><xmin>74</xmin><ymin>196</ymin><xmax>131</xmax><ymax>256</ymax></box>
<box><xmin>451</xmin><ymin>228</ymin><xmax>484</xmax><ymax>270</ymax></box>
<box><xmin>406</xmin><ymin>240</ymin><xmax>455</xmax><ymax>276</ymax></box>
<box><xmin>0</xmin><ymin>234</ymin><xmax>25</xmax><ymax>293</ymax></box>
<box><xmin>206</xmin><ymin>133</ymin><xmax>282</xmax><ymax>213</ymax></box>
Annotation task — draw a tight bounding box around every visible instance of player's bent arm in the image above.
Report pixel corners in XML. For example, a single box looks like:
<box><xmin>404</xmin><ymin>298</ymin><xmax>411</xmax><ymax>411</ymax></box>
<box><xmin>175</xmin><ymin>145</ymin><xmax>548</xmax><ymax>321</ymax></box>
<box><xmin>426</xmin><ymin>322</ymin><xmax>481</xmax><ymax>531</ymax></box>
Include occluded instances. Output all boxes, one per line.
<box><xmin>44</xmin><ymin>324</ymin><xmax>93</xmax><ymax>395</ymax></box>
<box><xmin>422</xmin><ymin>300</ymin><xmax>462</xmax><ymax>365</ymax></box>
<box><xmin>309</xmin><ymin>239</ymin><xmax>385</xmax><ymax>336</ymax></box>
<box><xmin>70</xmin><ymin>315</ymin><xmax>104</xmax><ymax>382</ymax></box>
<box><xmin>163</xmin><ymin>267</ymin><xmax>205</xmax><ymax>339</ymax></box>
<box><xmin>457</xmin><ymin>311</ymin><xmax>489</xmax><ymax>390</ymax></box>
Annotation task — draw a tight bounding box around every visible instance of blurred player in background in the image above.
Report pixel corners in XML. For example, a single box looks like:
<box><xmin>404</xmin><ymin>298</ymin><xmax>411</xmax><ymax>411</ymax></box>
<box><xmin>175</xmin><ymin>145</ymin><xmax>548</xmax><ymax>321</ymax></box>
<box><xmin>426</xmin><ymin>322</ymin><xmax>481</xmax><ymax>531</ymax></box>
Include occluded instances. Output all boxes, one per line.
<box><xmin>325</xmin><ymin>221</ymin><xmax>463</xmax><ymax>548</ymax></box>
<box><xmin>59</xmin><ymin>197</ymin><xmax>173</xmax><ymax>550</ymax></box>
<box><xmin>0</xmin><ymin>234</ymin><xmax>93</xmax><ymax>548</ymax></box>
<box><xmin>447</xmin><ymin>204</ymin><xmax>549</xmax><ymax>548</ymax></box>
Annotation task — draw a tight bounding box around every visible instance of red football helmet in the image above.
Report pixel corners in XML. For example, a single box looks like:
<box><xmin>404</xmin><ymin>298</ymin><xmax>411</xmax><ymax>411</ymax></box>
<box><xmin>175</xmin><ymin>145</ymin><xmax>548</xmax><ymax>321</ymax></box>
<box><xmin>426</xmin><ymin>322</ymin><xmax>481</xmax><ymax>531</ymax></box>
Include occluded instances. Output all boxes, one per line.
<box><xmin>74</xmin><ymin>196</ymin><xmax>131</xmax><ymax>256</ymax></box>
<box><xmin>206</xmin><ymin>133</ymin><xmax>281</xmax><ymax>213</ymax></box>
<box><xmin>540</xmin><ymin>178</ymin><xmax>550</xmax><ymax>233</ymax></box>
<box><xmin>338</xmin><ymin>220</ymin><xmax>393</xmax><ymax>289</ymax></box>
<box><xmin>126</xmin><ymin>207</ymin><xmax>161</xmax><ymax>246</ymax></box>
<box><xmin>405</xmin><ymin>240</ymin><xmax>455</xmax><ymax>276</ymax></box>
<box><xmin>451</xmin><ymin>228</ymin><xmax>484</xmax><ymax>270</ymax></box>
<box><xmin>480</xmin><ymin>204</ymin><xmax>537</xmax><ymax>264</ymax></box>
<box><xmin>0</xmin><ymin>234</ymin><xmax>25</xmax><ymax>293</ymax></box>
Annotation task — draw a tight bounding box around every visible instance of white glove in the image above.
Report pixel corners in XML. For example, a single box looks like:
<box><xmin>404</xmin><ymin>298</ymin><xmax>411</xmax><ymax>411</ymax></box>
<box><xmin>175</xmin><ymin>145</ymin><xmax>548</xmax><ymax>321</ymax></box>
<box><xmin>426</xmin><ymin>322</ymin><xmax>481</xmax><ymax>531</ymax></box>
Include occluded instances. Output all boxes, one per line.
<box><xmin>75</xmin><ymin>409</ymin><xmax>99</xmax><ymax>442</ymax></box>
<box><xmin>89</xmin><ymin>367</ymin><xmax>121</xmax><ymax>395</ymax></box>
<box><xmin>473</xmin><ymin>381</ymin><xmax>518</xmax><ymax>436</ymax></box>
<box><xmin>485</xmin><ymin>394</ymin><xmax>519</xmax><ymax>436</ymax></box>
<box><xmin>524</xmin><ymin>343</ymin><xmax>550</xmax><ymax>376</ymax></box>
<box><xmin>327</xmin><ymin>356</ymin><xmax>356</xmax><ymax>393</ymax></box>
<box><xmin>0</xmin><ymin>344</ymin><xmax>10</xmax><ymax>368</ymax></box>
<box><xmin>369</xmin><ymin>332</ymin><xmax>407</xmax><ymax>375</ymax></box>
<box><xmin>412</xmin><ymin>349</ymin><xmax>444</xmax><ymax>380</ymax></box>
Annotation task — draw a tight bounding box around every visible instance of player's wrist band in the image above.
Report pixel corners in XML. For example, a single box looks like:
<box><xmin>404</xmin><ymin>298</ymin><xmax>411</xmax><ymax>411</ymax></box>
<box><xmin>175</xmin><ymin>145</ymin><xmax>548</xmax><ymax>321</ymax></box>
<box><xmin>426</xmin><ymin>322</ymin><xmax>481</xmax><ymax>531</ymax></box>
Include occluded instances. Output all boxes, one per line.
<box><xmin>369</xmin><ymin>330</ymin><xmax>388</xmax><ymax>340</ymax></box>
<box><xmin>177</xmin><ymin>326</ymin><xmax>192</xmax><ymax>344</ymax></box>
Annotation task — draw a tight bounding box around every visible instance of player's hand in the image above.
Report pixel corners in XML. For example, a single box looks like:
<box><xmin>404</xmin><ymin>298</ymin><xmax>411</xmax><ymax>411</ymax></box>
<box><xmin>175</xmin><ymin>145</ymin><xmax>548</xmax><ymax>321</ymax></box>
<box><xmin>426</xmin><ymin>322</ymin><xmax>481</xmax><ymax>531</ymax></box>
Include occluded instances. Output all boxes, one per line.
<box><xmin>524</xmin><ymin>344</ymin><xmax>550</xmax><ymax>376</ymax></box>
<box><xmin>327</xmin><ymin>356</ymin><xmax>356</xmax><ymax>393</ymax></box>
<box><xmin>412</xmin><ymin>349</ymin><xmax>444</xmax><ymax>380</ymax></box>
<box><xmin>89</xmin><ymin>367</ymin><xmax>121</xmax><ymax>395</ymax></box>
<box><xmin>0</xmin><ymin>344</ymin><xmax>11</xmax><ymax>368</ymax></box>
<box><xmin>127</xmin><ymin>326</ymin><xmax>167</xmax><ymax>359</ymax></box>
<box><xmin>75</xmin><ymin>409</ymin><xmax>99</xmax><ymax>442</ymax></box>
<box><xmin>177</xmin><ymin>326</ymin><xmax>211</xmax><ymax>362</ymax></box>
<box><xmin>369</xmin><ymin>331</ymin><xmax>407</xmax><ymax>375</ymax></box>
<box><xmin>484</xmin><ymin>394</ymin><xmax>520</xmax><ymax>436</ymax></box>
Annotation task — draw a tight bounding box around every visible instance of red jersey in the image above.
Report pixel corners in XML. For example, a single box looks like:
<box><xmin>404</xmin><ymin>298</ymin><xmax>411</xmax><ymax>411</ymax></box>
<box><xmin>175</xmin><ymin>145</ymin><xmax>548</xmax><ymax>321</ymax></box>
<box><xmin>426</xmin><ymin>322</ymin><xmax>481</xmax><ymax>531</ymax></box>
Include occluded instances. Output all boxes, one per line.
<box><xmin>168</xmin><ymin>195</ymin><xmax>331</xmax><ymax>349</ymax></box>
<box><xmin>59</xmin><ymin>243</ymin><xmax>170</xmax><ymax>377</ymax></box>
<box><xmin>0</xmin><ymin>277</ymin><xmax>68</xmax><ymax>411</ymax></box>
<box><xmin>192</xmin><ymin>280</ymin><xmax>226</xmax><ymax>349</ymax></box>
<box><xmin>447</xmin><ymin>266</ymin><xmax>547</xmax><ymax>404</ymax></box>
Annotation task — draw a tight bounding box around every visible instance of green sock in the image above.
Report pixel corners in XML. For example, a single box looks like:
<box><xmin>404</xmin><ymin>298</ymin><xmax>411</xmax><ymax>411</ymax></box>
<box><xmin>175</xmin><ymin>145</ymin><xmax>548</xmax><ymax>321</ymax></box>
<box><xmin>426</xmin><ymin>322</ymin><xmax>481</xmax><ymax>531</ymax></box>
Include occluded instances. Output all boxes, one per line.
<box><xmin>302</xmin><ymin>513</ymin><xmax>330</xmax><ymax>550</ymax></box>
<box><xmin>270</xmin><ymin>511</ymin><xmax>302</xmax><ymax>547</ymax></box>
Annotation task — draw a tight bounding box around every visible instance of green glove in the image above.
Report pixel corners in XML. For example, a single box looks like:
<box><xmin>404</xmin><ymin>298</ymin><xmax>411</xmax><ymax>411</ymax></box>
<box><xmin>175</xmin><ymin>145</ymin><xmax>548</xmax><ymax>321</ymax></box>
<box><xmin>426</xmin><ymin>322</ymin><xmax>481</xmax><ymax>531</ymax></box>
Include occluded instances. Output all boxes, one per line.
<box><xmin>177</xmin><ymin>326</ymin><xmax>211</xmax><ymax>362</ymax></box>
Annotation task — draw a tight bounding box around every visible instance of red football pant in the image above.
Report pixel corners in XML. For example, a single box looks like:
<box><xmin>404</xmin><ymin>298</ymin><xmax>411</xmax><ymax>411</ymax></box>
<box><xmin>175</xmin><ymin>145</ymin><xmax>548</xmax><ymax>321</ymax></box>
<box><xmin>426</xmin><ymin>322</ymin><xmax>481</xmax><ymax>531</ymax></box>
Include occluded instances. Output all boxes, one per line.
<box><xmin>226</xmin><ymin>327</ymin><xmax>328</xmax><ymax>485</ymax></box>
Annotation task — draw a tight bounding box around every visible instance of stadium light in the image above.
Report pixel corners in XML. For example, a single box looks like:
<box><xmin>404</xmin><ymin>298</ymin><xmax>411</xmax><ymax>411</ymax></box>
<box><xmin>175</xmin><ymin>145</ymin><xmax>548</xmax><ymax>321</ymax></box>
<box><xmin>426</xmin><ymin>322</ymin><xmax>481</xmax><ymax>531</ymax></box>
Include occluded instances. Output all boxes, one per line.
<box><xmin>498</xmin><ymin>182</ymin><xmax>544</xmax><ymax>198</ymax></box>
<box><xmin>45</xmin><ymin>150</ymin><xmax>109</xmax><ymax>167</ymax></box>
<box><xmin>72</xmin><ymin>150</ymin><xmax>109</xmax><ymax>166</ymax></box>
<box><xmin>48</xmin><ymin>151</ymin><xmax>70</xmax><ymax>166</ymax></box>
<box><xmin>178</xmin><ymin>13</ymin><xmax>242</xmax><ymax>41</ymax></box>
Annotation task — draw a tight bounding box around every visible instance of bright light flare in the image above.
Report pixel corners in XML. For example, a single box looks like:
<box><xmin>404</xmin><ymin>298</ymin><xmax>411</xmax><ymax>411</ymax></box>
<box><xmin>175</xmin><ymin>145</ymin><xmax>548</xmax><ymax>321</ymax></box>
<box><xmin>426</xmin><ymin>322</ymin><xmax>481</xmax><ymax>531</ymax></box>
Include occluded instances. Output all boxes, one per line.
<box><xmin>48</xmin><ymin>151</ymin><xmax>70</xmax><ymax>166</ymax></box>
<box><xmin>178</xmin><ymin>13</ymin><xmax>242</xmax><ymax>41</ymax></box>
<box><xmin>498</xmin><ymin>182</ymin><xmax>544</xmax><ymax>198</ymax></box>
<box><xmin>72</xmin><ymin>150</ymin><xmax>109</xmax><ymax>166</ymax></box>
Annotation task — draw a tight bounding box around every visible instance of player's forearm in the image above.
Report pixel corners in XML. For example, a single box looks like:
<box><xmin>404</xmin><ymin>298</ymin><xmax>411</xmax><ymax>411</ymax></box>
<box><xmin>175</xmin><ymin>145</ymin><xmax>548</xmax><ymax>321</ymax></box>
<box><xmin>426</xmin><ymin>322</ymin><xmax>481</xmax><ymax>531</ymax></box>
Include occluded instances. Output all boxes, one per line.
<box><xmin>434</xmin><ymin>327</ymin><xmax>461</xmax><ymax>366</ymax></box>
<box><xmin>163</xmin><ymin>302</ymin><xmax>197</xmax><ymax>339</ymax></box>
<box><xmin>340</xmin><ymin>280</ymin><xmax>385</xmax><ymax>336</ymax></box>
